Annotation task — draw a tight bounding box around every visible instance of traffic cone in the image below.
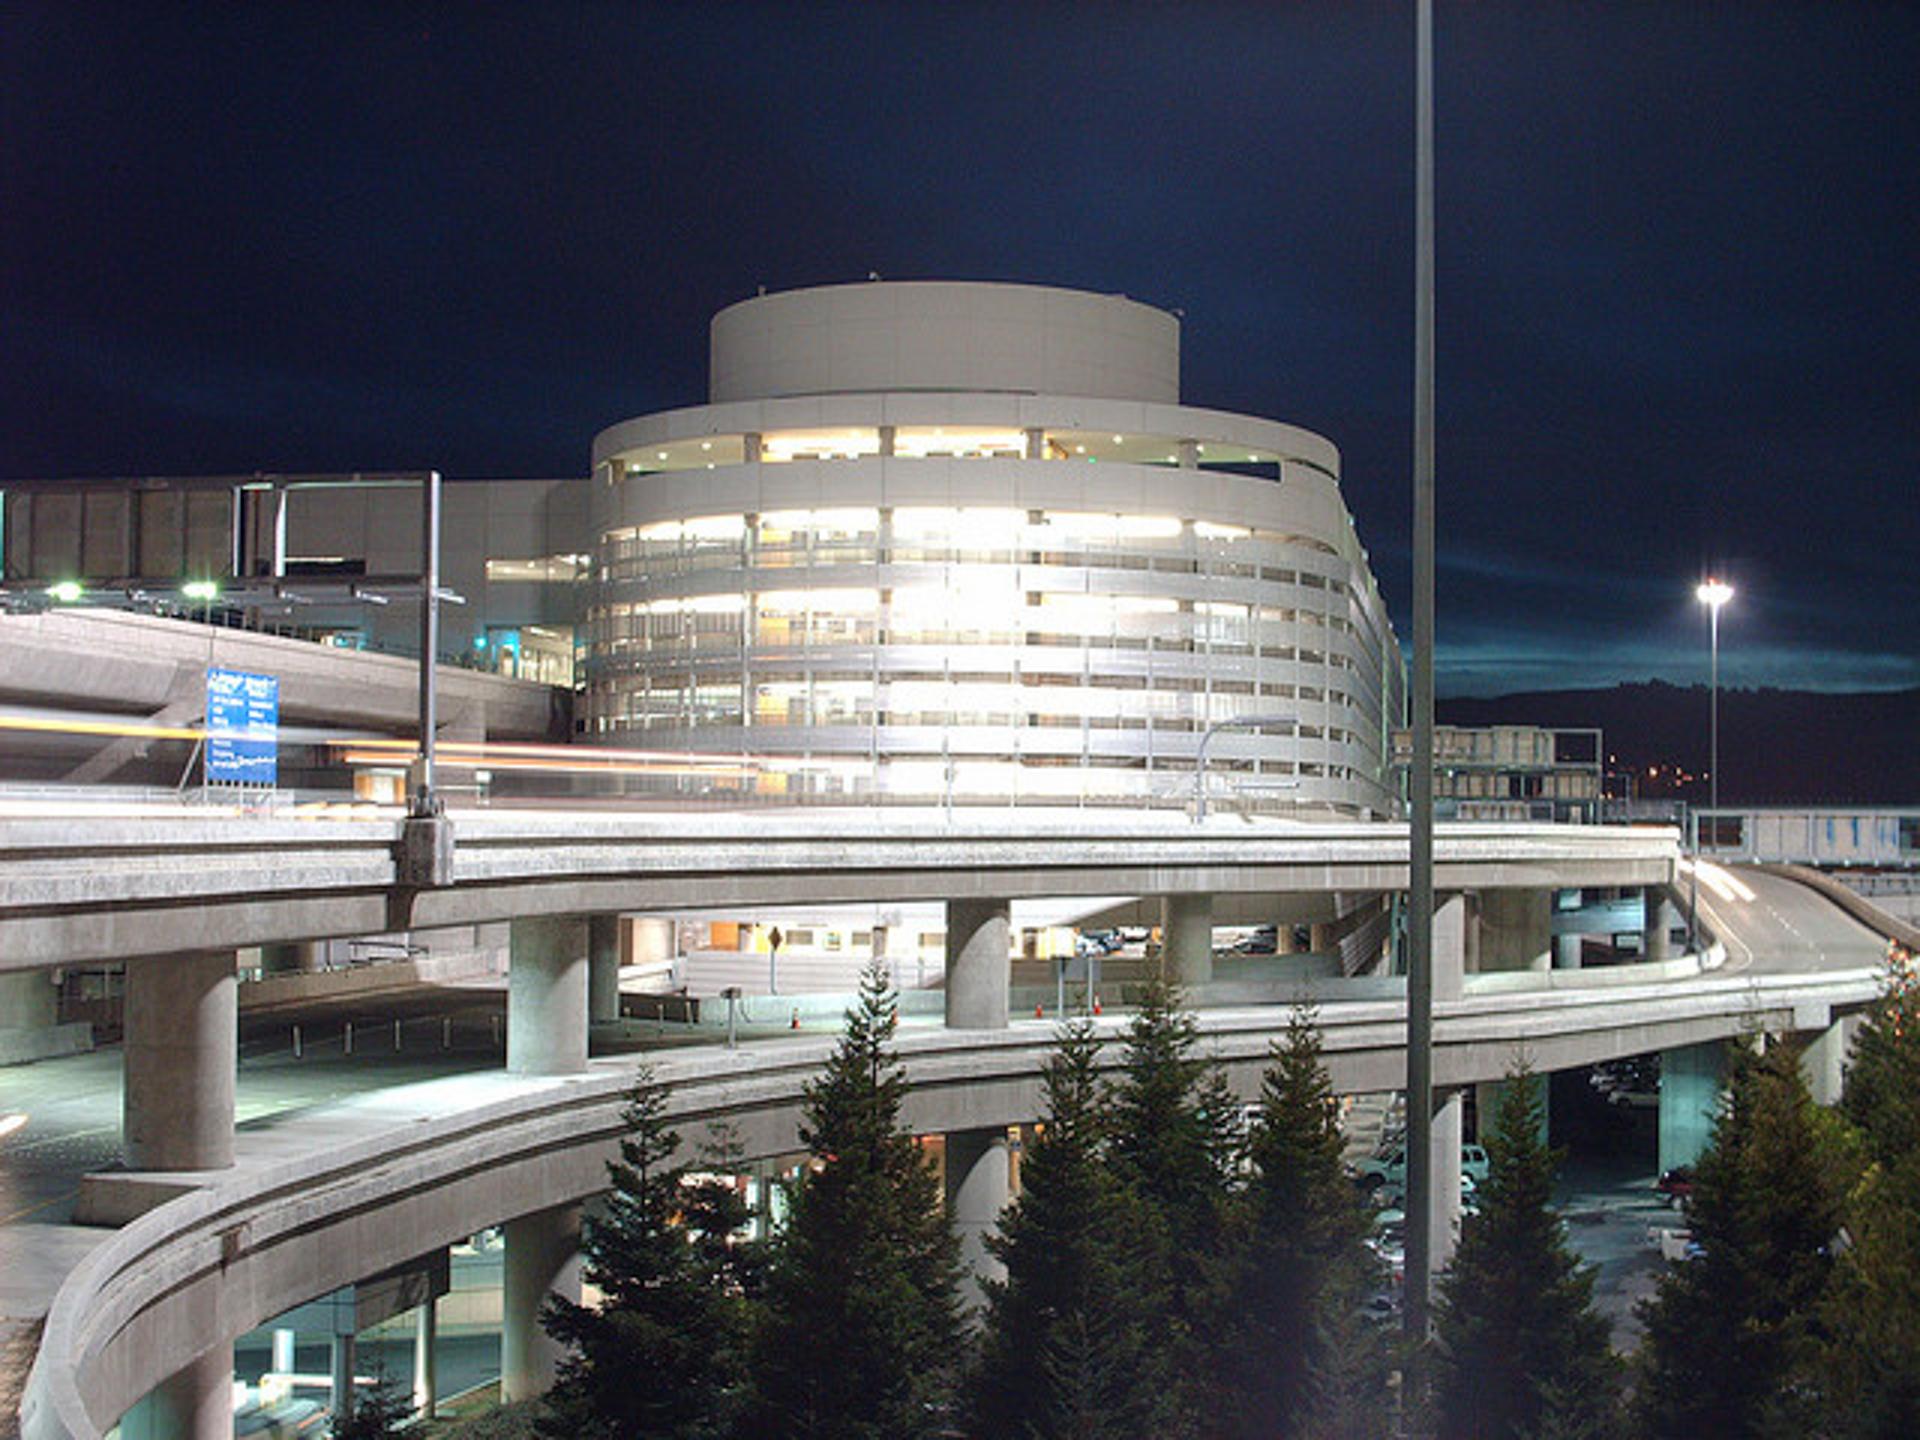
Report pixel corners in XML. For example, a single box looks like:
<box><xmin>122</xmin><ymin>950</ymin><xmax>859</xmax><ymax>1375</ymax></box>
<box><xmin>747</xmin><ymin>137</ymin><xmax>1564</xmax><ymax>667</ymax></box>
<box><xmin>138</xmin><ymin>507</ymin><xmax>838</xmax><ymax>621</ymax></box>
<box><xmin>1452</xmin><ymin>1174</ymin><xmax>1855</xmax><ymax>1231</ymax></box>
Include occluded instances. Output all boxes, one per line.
<box><xmin>1093</xmin><ymin>994</ymin><xmax>1103</xmax><ymax>1016</ymax></box>
<box><xmin>1035</xmin><ymin>1002</ymin><xmax>1045</xmax><ymax>1019</ymax></box>
<box><xmin>790</xmin><ymin>1008</ymin><xmax>800</xmax><ymax>1030</ymax></box>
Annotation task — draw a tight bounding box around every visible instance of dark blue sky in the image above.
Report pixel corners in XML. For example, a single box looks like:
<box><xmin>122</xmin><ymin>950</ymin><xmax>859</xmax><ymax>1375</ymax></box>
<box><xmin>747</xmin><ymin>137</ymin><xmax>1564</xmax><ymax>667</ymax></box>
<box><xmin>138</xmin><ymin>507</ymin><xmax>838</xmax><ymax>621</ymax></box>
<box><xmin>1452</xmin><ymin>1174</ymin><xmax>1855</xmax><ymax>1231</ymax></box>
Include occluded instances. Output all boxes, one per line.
<box><xmin>4</xmin><ymin>3</ymin><xmax>1916</xmax><ymax>697</ymax></box>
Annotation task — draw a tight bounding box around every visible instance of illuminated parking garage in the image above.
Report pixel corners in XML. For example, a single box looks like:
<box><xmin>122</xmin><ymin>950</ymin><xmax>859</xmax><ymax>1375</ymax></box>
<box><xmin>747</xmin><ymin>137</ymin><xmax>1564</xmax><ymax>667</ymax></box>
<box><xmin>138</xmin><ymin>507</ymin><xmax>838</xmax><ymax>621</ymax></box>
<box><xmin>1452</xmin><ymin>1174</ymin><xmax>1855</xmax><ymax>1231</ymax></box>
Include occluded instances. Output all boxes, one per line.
<box><xmin>587</xmin><ymin>281</ymin><xmax>1405</xmax><ymax>816</ymax></box>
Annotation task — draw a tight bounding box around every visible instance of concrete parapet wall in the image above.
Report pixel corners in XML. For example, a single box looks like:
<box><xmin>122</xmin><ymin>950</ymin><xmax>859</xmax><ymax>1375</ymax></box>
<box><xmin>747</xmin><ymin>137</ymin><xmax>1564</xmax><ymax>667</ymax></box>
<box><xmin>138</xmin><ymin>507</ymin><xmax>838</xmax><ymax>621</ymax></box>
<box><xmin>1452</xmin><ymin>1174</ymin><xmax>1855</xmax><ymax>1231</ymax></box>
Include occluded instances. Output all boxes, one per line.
<box><xmin>0</xmin><ymin>1021</ymin><xmax>93</xmax><ymax>1068</ymax></box>
<box><xmin>237</xmin><ymin>948</ymin><xmax>505</xmax><ymax>1012</ymax></box>
<box><xmin>19</xmin><ymin>960</ymin><xmax>1877</xmax><ymax>1440</ymax></box>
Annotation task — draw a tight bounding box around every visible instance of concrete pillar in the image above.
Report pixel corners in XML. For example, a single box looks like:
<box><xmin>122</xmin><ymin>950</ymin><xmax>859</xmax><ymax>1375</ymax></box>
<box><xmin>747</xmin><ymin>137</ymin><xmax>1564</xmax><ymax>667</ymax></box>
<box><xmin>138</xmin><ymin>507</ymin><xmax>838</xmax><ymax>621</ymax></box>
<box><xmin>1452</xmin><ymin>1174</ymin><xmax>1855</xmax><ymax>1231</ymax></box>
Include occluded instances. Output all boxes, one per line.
<box><xmin>945</xmin><ymin>1127</ymin><xmax>1012</xmax><ymax>1307</ymax></box>
<box><xmin>1309</xmin><ymin>920</ymin><xmax>1333</xmax><ymax>954</ymax></box>
<box><xmin>117</xmin><ymin>1343</ymin><xmax>232</xmax><ymax>1440</ymax></box>
<box><xmin>1659</xmin><ymin>1041</ymin><xmax>1725</xmax><ymax>1173</ymax></box>
<box><xmin>124</xmin><ymin>951</ymin><xmax>236</xmax><ymax>1171</ymax></box>
<box><xmin>270</xmin><ymin>1328</ymin><xmax>295</xmax><ymax>1377</ymax></box>
<box><xmin>1178</xmin><ymin>439</ymin><xmax>1200</xmax><ymax>468</ymax></box>
<box><xmin>508</xmin><ymin>917</ymin><xmax>589</xmax><ymax>1075</ymax></box>
<box><xmin>502</xmin><ymin>1203</ymin><xmax>581</xmax><ymax>1402</ymax></box>
<box><xmin>1024</xmin><ymin>426</ymin><xmax>1045</xmax><ymax>460</ymax></box>
<box><xmin>330</xmin><ymin>1333</ymin><xmax>356</xmax><ymax>1424</ymax></box>
<box><xmin>413</xmin><ymin>1297</ymin><xmax>439</xmax><ymax>1418</ymax></box>
<box><xmin>878</xmin><ymin>424</ymin><xmax>897</xmax><ymax>457</ymax></box>
<box><xmin>260</xmin><ymin>941</ymin><xmax>326</xmax><ymax>974</ymax></box>
<box><xmin>1160</xmin><ymin>893</ymin><xmax>1214</xmax><ymax>988</ymax></box>
<box><xmin>1434</xmin><ymin>894</ymin><xmax>1466</xmax><ymax>1002</ymax></box>
<box><xmin>1802</xmin><ymin>1013</ymin><xmax>1861</xmax><ymax>1108</ymax></box>
<box><xmin>1430</xmin><ymin>1089</ymin><xmax>1464</xmax><ymax>1270</ymax></box>
<box><xmin>1478</xmin><ymin>889</ymin><xmax>1552</xmax><ymax>972</ymax></box>
<box><xmin>1644</xmin><ymin>888</ymin><xmax>1675</xmax><ymax>963</ymax></box>
<box><xmin>1553</xmin><ymin>932</ymin><xmax>1583</xmax><ymax>969</ymax></box>
<box><xmin>743</xmin><ymin>431</ymin><xmax>762</xmax><ymax>463</ymax></box>
<box><xmin>945</xmin><ymin>898</ymin><xmax>1010</xmax><ymax>1029</ymax></box>
<box><xmin>588</xmin><ymin>914</ymin><xmax>621</xmax><ymax>1024</ymax></box>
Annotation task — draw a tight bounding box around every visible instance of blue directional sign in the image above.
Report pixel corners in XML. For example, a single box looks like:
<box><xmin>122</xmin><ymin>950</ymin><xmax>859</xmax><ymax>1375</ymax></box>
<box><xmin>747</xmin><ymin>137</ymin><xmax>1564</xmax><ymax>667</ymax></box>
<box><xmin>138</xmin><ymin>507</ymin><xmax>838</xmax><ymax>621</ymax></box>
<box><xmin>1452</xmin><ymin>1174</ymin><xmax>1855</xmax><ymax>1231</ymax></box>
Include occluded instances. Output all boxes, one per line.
<box><xmin>206</xmin><ymin>668</ymin><xmax>279</xmax><ymax>786</ymax></box>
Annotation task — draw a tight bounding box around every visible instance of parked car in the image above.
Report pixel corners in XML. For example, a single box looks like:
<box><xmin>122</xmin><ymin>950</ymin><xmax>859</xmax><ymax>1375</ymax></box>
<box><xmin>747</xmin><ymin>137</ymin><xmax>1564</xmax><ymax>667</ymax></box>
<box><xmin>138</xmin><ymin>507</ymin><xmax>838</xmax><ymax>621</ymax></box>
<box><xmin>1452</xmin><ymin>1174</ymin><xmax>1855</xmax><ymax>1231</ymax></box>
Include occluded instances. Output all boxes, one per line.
<box><xmin>1649</xmin><ymin>1225</ymin><xmax>1702</xmax><ymax>1264</ymax></box>
<box><xmin>1352</xmin><ymin>1142</ymin><xmax>1491</xmax><ymax>1191</ymax></box>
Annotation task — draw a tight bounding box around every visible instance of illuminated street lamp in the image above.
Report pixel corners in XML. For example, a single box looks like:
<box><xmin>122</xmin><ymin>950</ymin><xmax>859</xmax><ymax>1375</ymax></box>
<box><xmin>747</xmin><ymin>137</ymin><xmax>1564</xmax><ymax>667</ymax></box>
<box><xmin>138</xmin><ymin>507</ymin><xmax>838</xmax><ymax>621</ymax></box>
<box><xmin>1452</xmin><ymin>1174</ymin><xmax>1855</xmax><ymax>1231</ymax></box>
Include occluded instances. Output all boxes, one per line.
<box><xmin>1695</xmin><ymin>579</ymin><xmax>1734</xmax><ymax>848</ymax></box>
<box><xmin>46</xmin><ymin>580</ymin><xmax>83</xmax><ymax>603</ymax></box>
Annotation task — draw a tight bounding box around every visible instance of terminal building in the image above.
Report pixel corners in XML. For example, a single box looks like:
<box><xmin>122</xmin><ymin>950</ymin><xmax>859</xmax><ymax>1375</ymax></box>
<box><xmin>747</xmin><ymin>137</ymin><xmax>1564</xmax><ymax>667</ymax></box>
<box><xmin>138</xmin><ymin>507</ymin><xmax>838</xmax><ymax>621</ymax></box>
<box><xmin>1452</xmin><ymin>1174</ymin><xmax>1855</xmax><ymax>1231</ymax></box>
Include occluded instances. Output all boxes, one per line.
<box><xmin>1</xmin><ymin>280</ymin><xmax>1405</xmax><ymax>819</ymax></box>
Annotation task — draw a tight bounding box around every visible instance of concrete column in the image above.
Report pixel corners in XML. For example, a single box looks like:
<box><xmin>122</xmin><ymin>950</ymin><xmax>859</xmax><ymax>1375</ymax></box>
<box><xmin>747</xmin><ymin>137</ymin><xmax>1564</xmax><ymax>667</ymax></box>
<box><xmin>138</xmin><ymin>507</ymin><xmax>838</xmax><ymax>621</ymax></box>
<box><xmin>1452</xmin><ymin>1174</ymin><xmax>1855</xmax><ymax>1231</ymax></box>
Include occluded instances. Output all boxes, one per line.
<box><xmin>502</xmin><ymin>1202</ymin><xmax>582</xmax><ymax>1402</ymax></box>
<box><xmin>124</xmin><ymin>951</ymin><xmax>236</xmax><ymax>1171</ymax></box>
<box><xmin>1309</xmin><ymin>919</ymin><xmax>1333</xmax><ymax>954</ymax></box>
<box><xmin>587</xmin><ymin>913</ymin><xmax>621</xmax><ymax>1025</ymax></box>
<box><xmin>945</xmin><ymin>898</ymin><xmax>1010</xmax><ymax>1029</ymax></box>
<box><xmin>261</xmin><ymin>941</ymin><xmax>326</xmax><ymax>974</ymax></box>
<box><xmin>1659</xmin><ymin>1041</ymin><xmax>1725</xmax><ymax>1173</ymax></box>
<box><xmin>1160</xmin><ymin>893</ymin><xmax>1214</xmax><ymax>988</ymax></box>
<box><xmin>330</xmin><ymin>1333</ymin><xmax>356</xmax><ymax>1423</ymax></box>
<box><xmin>945</xmin><ymin>1127</ymin><xmax>1012</xmax><ymax>1307</ymax></box>
<box><xmin>743</xmin><ymin>431</ymin><xmax>763</xmax><ymax>463</ymax></box>
<box><xmin>1553</xmin><ymin>932</ymin><xmax>1583</xmax><ymax>969</ymax></box>
<box><xmin>117</xmin><ymin>1343</ymin><xmax>232</xmax><ymax>1440</ymax></box>
<box><xmin>413</xmin><ymin>1297</ymin><xmax>439</xmax><ymax>1417</ymax></box>
<box><xmin>1462</xmin><ymin>894</ymin><xmax>1483</xmax><ymax>974</ymax></box>
<box><xmin>878</xmin><ymin>424</ymin><xmax>897</xmax><ymax>457</ymax></box>
<box><xmin>1435</xmin><ymin>894</ymin><xmax>1466</xmax><ymax>1002</ymax></box>
<box><xmin>1644</xmin><ymin>888</ymin><xmax>1675</xmax><ymax>963</ymax></box>
<box><xmin>1478</xmin><ymin>889</ymin><xmax>1551</xmax><ymax>972</ymax></box>
<box><xmin>508</xmin><ymin>917</ymin><xmax>589</xmax><ymax>1075</ymax></box>
<box><xmin>1024</xmin><ymin>426</ymin><xmax>1045</xmax><ymax>460</ymax></box>
<box><xmin>1177</xmin><ymin>439</ymin><xmax>1200</xmax><ymax>468</ymax></box>
<box><xmin>1430</xmin><ymin>1089</ymin><xmax>1464</xmax><ymax>1270</ymax></box>
<box><xmin>1802</xmin><ymin>1013</ymin><xmax>1861</xmax><ymax>1108</ymax></box>
<box><xmin>270</xmin><ymin>1328</ymin><xmax>295</xmax><ymax>1377</ymax></box>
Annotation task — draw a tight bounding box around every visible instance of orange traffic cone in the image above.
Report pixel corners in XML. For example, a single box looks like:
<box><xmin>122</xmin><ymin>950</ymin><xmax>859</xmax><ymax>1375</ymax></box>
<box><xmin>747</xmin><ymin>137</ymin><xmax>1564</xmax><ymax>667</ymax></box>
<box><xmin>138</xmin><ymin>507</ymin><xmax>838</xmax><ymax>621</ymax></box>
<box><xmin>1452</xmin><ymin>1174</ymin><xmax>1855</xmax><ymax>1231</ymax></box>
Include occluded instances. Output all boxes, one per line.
<box><xmin>790</xmin><ymin>1008</ymin><xmax>800</xmax><ymax>1030</ymax></box>
<box><xmin>1035</xmin><ymin>1002</ymin><xmax>1045</xmax><ymax>1019</ymax></box>
<box><xmin>1092</xmin><ymin>994</ymin><xmax>1103</xmax><ymax>1016</ymax></box>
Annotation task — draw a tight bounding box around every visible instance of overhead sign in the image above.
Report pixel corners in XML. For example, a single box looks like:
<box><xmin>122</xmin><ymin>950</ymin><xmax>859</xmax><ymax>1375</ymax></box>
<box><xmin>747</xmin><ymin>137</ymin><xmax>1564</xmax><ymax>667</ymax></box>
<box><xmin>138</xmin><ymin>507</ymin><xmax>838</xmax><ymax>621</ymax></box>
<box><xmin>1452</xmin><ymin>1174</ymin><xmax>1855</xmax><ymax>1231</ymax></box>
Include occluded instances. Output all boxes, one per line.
<box><xmin>206</xmin><ymin>668</ymin><xmax>279</xmax><ymax>786</ymax></box>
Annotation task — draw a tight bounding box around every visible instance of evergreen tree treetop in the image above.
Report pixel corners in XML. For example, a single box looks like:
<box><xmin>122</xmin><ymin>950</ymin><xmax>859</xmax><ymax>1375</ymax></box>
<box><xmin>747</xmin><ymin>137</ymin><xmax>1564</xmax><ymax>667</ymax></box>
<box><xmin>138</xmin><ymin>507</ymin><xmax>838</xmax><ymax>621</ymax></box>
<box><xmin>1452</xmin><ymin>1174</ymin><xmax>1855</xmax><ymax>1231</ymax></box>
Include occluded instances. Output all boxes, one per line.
<box><xmin>1435</xmin><ymin>1065</ymin><xmax>1618</xmax><ymax>1440</ymax></box>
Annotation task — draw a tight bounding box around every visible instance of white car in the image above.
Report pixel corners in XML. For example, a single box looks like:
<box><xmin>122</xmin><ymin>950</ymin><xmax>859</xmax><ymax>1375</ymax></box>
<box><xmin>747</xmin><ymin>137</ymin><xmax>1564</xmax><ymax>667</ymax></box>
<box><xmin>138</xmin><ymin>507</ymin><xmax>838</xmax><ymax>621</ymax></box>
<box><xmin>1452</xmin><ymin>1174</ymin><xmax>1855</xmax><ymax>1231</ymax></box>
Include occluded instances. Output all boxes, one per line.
<box><xmin>1353</xmin><ymin>1142</ymin><xmax>1491</xmax><ymax>1191</ymax></box>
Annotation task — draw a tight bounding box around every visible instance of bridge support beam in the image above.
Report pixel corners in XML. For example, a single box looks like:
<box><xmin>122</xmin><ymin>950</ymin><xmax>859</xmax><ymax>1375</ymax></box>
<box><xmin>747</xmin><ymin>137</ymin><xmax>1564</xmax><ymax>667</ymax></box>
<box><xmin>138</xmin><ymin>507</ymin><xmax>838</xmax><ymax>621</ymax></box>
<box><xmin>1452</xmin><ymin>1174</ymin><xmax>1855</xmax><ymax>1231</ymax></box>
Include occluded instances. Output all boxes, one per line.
<box><xmin>502</xmin><ymin>1202</ymin><xmax>581</xmax><ymax>1402</ymax></box>
<box><xmin>1477</xmin><ymin>889</ymin><xmax>1550</xmax><ymax>973</ymax></box>
<box><xmin>945</xmin><ymin>1126</ymin><xmax>1012</xmax><ymax>1309</ymax></box>
<box><xmin>1659</xmin><ymin>1040</ymin><xmax>1725</xmax><ymax>1174</ymax></box>
<box><xmin>588</xmin><ymin>914</ymin><xmax>621</xmax><ymax>1025</ymax></box>
<box><xmin>1801</xmin><ymin>1013</ymin><xmax>1861</xmax><ymax>1108</ymax></box>
<box><xmin>1429</xmin><ymin>1087</ymin><xmax>1464</xmax><ymax>1269</ymax></box>
<box><xmin>1160</xmin><ymin>893</ymin><xmax>1214</xmax><ymax>988</ymax></box>
<box><xmin>945</xmin><ymin>899</ymin><xmax>1010</xmax><ymax>1029</ymax></box>
<box><xmin>509</xmin><ymin>917</ymin><xmax>589</xmax><ymax>1075</ymax></box>
<box><xmin>117</xmin><ymin>1343</ymin><xmax>231</xmax><ymax>1440</ymax></box>
<box><xmin>125</xmin><ymin>951</ymin><xmax>236</xmax><ymax>1171</ymax></box>
<box><xmin>1644</xmin><ymin>888</ymin><xmax>1675</xmax><ymax>963</ymax></box>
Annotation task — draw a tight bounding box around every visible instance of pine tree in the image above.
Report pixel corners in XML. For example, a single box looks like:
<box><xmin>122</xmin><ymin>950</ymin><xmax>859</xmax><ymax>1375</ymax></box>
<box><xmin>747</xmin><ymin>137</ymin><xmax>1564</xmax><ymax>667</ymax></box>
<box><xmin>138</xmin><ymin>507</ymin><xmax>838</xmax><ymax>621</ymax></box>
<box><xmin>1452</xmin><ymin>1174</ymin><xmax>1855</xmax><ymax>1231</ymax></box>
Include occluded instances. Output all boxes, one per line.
<box><xmin>744</xmin><ymin>961</ymin><xmax>964</xmax><ymax>1439</ymax></box>
<box><xmin>1635</xmin><ymin>1038</ymin><xmax>1844</xmax><ymax>1439</ymax></box>
<box><xmin>330</xmin><ymin>1362</ymin><xmax>413</xmax><ymax>1440</ymax></box>
<box><xmin>968</xmin><ymin>1021</ymin><xmax>1178</xmax><ymax>1439</ymax></box>
<box><xmin>1804</xmin><ymin>946</ymin><xmax>1920</xmax><ymax>1436</ymax></box>
<box><xmin>1213</xmin><ymin>1006</ymin><xmax>1393</xmax><ymax>1440</ymax></box>
<box><xmin>1433</xmin><ymin>1066</ymin><xmax>1619</xmax><ymax>1440</ymax></box>
<box><xmin>539</xmin><ymin>1069</ymin><xmax>760</xmax><ymax>1440</ymax></box>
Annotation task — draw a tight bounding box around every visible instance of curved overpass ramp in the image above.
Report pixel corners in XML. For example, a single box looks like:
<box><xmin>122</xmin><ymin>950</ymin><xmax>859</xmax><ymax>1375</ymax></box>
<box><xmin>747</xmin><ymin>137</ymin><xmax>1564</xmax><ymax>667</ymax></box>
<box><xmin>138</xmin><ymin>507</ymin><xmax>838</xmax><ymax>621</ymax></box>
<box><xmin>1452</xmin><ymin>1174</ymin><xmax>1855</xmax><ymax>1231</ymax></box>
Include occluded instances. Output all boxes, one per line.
<box><xmin>19</xmin><ymin>861</ymin><xmax>1900</xmax><ymax>1439</ymax></box>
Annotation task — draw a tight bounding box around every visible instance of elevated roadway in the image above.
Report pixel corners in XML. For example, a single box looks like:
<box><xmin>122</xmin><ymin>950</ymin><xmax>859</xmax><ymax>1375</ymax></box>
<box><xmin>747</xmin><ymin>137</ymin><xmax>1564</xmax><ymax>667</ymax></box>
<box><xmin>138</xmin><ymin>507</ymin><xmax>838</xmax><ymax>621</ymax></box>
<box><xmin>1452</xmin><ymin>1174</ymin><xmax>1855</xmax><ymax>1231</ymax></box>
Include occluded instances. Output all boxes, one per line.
<box><xmin>0</xmin><ymin>810</ymin><xmax>1674</xmax><ymax>972</ymax></box>
<box><xmin>5</xmin><ymin>817</ymin><xmax>1901</xmax><ymax>1439</ymax></box>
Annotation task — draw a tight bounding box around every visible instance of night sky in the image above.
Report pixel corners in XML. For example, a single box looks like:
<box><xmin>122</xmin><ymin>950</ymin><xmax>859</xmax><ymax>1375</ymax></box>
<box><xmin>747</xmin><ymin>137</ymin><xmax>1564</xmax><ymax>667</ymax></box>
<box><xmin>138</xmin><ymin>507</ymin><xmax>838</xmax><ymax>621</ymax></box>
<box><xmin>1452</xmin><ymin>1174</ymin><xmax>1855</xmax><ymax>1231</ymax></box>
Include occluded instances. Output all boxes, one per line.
<box><xmin>5</xmin><ymin>3</ymin><xmax>1916</xmax><ymax>697</ymax></box>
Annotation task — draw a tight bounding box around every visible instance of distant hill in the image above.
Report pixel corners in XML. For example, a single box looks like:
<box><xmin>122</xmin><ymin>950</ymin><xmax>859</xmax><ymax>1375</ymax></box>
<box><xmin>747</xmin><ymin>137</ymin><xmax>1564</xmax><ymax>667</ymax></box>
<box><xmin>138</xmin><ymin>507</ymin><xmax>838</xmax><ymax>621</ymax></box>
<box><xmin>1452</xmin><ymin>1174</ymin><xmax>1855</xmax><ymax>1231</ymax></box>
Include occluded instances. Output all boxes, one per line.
<box><xmin>1436</xmin><ymin>683</ymin><xmax>1920</xmax><ymax>807</ymax></box>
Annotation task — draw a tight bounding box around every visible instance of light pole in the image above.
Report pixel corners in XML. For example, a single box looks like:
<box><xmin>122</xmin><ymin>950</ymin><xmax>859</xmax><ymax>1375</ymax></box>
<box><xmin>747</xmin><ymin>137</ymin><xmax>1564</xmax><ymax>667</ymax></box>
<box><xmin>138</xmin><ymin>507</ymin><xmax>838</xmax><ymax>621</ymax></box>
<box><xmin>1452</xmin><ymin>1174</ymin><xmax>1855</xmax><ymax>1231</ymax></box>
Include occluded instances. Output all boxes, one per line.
<box><xmin>1191</xmin><ymin>713</ymin><xmax>1297</xmax><ymax>821</ymax></box>
<box><xmin>1695</xmin><ymin>580</ymin><xmax>1733</xmax><ymax>851</ymax></box>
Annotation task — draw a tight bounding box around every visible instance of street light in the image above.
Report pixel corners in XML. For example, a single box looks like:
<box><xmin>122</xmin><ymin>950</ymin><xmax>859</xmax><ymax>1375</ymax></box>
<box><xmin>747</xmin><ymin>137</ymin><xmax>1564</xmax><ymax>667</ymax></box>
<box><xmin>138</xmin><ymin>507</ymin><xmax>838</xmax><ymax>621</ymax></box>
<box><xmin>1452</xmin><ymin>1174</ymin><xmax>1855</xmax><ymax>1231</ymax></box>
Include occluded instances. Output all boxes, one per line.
<box><xmin>1695</xmin><ymin>579</ymin><xmax>1734</xmax><ymax>851</ymax></box>
<box><xmin>1191</xmin><ymin>713</ymin><xmax>1296</xmax><ymax>821</ymax></box>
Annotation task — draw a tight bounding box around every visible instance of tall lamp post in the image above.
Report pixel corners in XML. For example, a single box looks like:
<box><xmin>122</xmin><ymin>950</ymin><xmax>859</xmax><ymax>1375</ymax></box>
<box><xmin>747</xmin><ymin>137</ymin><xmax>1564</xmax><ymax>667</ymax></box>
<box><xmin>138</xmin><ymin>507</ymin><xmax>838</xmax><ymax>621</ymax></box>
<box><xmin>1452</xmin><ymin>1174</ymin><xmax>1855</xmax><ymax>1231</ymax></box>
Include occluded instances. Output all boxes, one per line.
<box><xmin>1695</xmin><ymin>580</ymin><xmax>1733</xmax><ymax>852</ymax></box>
